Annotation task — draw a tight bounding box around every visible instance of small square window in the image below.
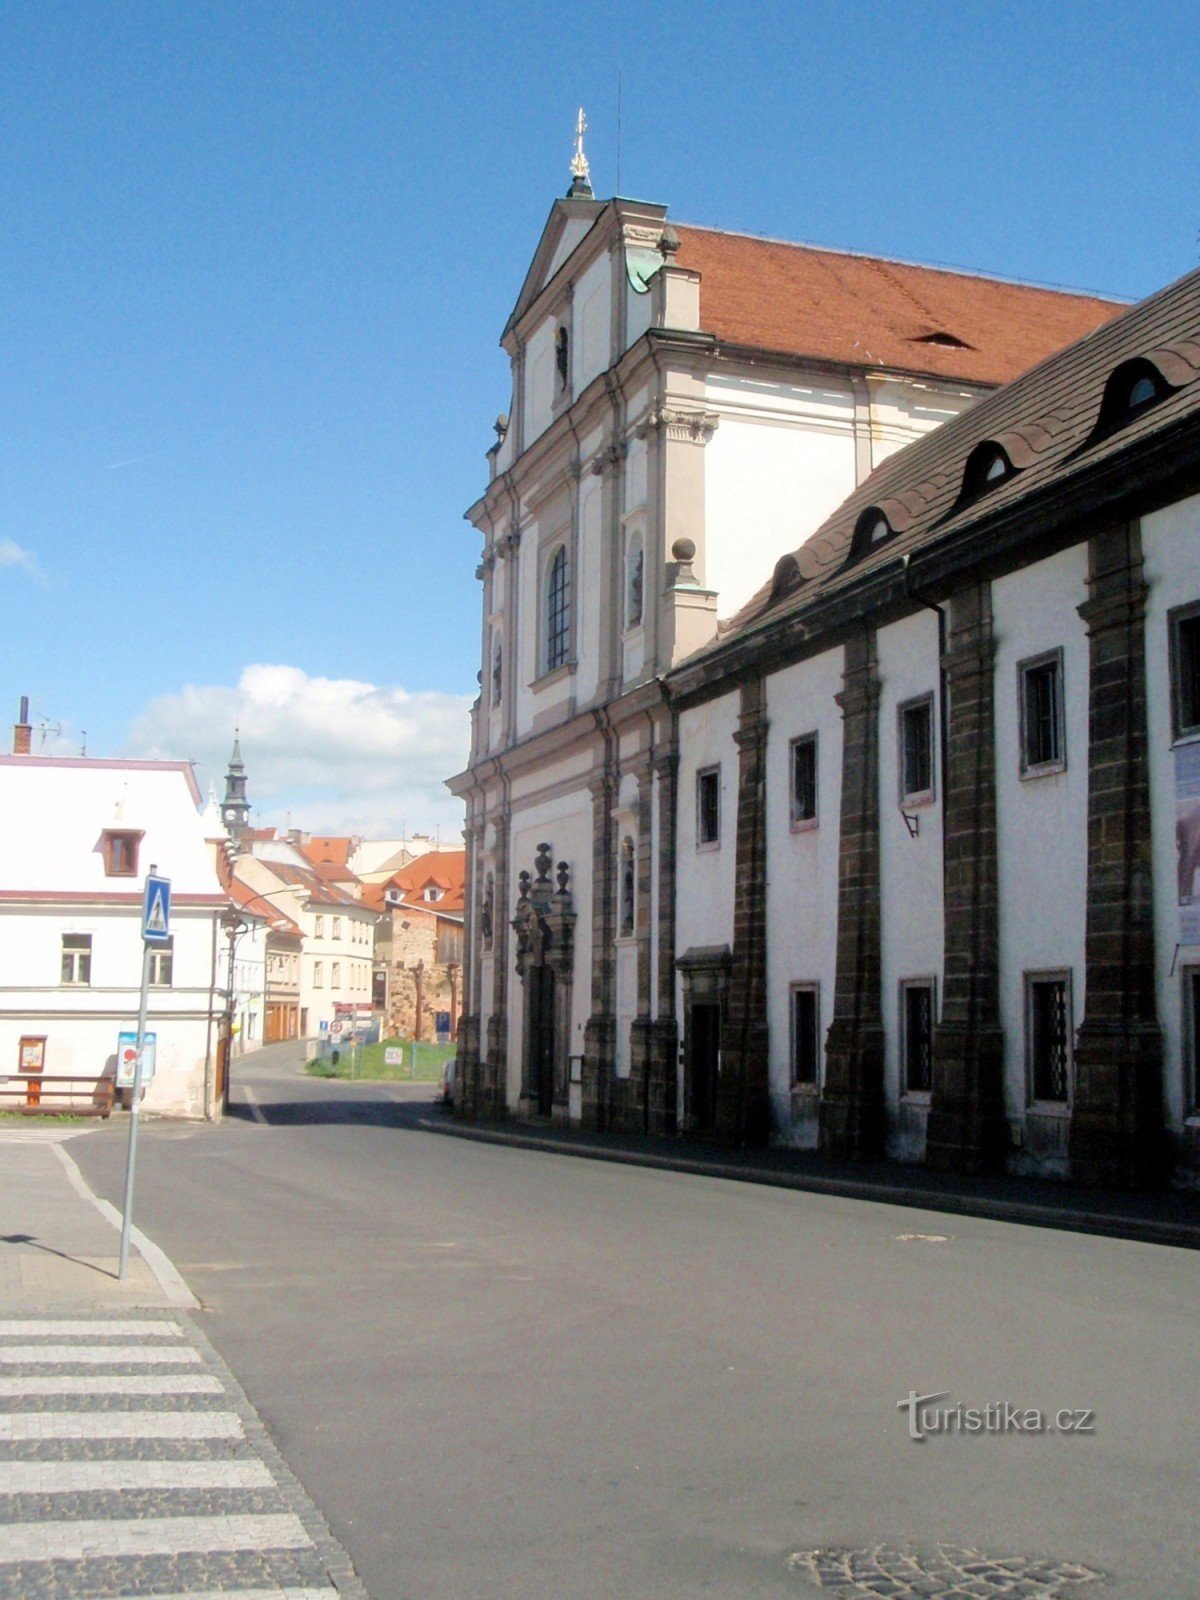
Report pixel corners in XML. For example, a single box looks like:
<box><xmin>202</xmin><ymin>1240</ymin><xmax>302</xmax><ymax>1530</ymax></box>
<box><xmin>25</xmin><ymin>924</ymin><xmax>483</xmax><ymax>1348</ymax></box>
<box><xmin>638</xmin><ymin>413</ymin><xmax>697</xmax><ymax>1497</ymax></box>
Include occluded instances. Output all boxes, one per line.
<box><xmin>149</xmin><ymin>940</ymin><xmax>173</xmax><ymax>987</ymax></box>
<box><xmin>790</xmin><ymin>984</ymin><xmax>820</xmax><ymax>1087</ymax></box>
<box><xmin>61</xmin><ymin>934</ymin><xmax>92</xmax><ymax>986</ymax></box>
<box><xmin>1019</xmin><ymin>650</ymin><xmax>1065</xmax><ymax>774</ymax></box>
<box><xmin>696</xmin><ymin>767</ymin><xmax>720</xmax><ymax>848</ymax></box>
<box><xmin>1027</xmin><ymin>972</ymin><xmax>1072</xmax><ymax>1105</ymax></box>
<box><xmin>901</xmin><ymin>979</ymin><xmax>936</xmax><ymax>1096</ymax></box>
<box><xmin>102</xmin><ymin>830</ymin><xmax>143</xmax><ymax>877</ymax></box>
<box><xmin>898</xmin><ymin>695</ymin><xmax>935</xmax><ymax>804</ymax></box>
<box><xmin>1169</xmin><ymin>603</ymin><xmax>1200</xmax><ymax>740</ymax></box>
<box><xmin>790</xmin><ymin>734</ymin><xmax>818</xmax><ymax>828</ymax></box>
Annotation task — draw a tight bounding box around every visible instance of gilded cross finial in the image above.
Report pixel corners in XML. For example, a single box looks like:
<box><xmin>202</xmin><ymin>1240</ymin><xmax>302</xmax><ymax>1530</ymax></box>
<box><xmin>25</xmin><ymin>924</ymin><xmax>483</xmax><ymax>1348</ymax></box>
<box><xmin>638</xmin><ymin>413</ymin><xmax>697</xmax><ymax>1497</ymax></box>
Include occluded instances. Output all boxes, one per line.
<box><xmin>569</xmin><ymin>107</ymin><xmax>592</xmax><ymax>195</ymax></box>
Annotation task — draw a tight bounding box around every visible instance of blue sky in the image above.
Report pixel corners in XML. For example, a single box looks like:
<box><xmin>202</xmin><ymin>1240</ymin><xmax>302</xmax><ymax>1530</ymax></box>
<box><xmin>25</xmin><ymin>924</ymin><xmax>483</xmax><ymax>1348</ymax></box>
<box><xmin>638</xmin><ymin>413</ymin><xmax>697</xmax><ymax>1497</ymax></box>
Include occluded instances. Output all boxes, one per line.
<box><xmin>4</xmin><ymin>1</ymin><xmax>1198</xmax><ymax>837</ymax></box>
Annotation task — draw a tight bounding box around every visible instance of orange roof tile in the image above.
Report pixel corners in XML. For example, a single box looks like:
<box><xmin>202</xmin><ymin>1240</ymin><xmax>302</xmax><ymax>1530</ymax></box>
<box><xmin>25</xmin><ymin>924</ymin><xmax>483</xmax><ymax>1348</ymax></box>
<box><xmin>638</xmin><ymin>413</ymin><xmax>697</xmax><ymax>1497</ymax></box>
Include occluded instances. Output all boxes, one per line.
<box><xmin>673</xmin><ymin>226</ymin><xmax>1126</xmax><ymax>387</ymax></box>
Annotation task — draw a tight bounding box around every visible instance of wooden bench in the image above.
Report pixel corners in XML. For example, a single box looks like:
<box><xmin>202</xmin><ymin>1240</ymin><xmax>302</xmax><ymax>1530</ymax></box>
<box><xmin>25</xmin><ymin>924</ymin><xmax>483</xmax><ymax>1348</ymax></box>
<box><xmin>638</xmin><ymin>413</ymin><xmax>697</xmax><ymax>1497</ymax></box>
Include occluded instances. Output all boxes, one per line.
<box><xmin>0</xmin><ymin>1074</ymin><xmax>114</xmax><ymax>1118</ymax></box>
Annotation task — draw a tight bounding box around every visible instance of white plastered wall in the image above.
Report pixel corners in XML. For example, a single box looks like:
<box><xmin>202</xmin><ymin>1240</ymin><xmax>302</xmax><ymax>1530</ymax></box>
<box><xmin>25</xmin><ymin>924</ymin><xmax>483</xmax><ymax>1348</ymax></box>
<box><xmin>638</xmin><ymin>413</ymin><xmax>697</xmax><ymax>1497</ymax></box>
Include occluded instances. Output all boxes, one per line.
<box><xmin>876</xmin><ymin>610</ymin><xmax>945</xmax><ymax>1158</ymax></box>
<box><xmin>1143</xmin><ymin>491</ymin><xmax>1200</xmax><ymax>1135</ymax></box>
<box><xmin>573</xmin><ymin>251</ymin><xmax>611</xmax><ymax>393</ymax></box>
<box><xmin>992</xmin><ymin>545</ymin><xmax>1090</xmax><ymax>1169</ymax></box>
<box><xmin>764</xmin><ymin>646</ymin><xmax>844</xmax><ymax>1144</ymax></box>
<box><xmin>675</xmin><ymin>693</ymin><xmax>740</xmax><ymax>970</ymax></box>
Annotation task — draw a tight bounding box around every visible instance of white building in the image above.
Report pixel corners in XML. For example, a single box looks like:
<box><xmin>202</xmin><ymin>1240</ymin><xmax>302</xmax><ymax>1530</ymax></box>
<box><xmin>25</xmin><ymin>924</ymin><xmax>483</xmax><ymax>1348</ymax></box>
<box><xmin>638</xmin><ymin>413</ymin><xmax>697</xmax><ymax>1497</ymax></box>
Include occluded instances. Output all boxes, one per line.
<box><xmin>235</xmin><ymin>848</ymin><xmax>376</xmax><ymax>1037</ymax></box>
<box><xmin>0</xmin><ymin>728</ymin><xmax>229</xmax><ymax>1118</ymax></box>
<box><xmin>449</xmin><ymin>161</ymin><xmax>1125</xmax><ymax>1144</ymax></box>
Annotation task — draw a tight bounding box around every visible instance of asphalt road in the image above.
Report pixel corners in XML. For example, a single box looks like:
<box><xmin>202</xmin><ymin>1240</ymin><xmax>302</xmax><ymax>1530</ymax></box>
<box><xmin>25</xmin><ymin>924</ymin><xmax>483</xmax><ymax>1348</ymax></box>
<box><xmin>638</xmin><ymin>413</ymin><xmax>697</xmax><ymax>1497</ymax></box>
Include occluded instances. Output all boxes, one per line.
<box><xmin>72</xmin><ymin>1041</ymin><xmax>1199</xmax><ymax>1600</ymax></box>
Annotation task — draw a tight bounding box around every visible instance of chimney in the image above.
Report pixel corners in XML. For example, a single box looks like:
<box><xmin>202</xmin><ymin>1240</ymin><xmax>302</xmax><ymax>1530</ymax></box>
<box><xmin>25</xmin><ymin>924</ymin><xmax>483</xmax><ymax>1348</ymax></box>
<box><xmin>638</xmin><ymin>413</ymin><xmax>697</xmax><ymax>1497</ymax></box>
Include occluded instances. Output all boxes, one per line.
<box><xmin>13</xmin><ymin>696</ymin><xmax>32</xmax><ymax>756</ymax></box>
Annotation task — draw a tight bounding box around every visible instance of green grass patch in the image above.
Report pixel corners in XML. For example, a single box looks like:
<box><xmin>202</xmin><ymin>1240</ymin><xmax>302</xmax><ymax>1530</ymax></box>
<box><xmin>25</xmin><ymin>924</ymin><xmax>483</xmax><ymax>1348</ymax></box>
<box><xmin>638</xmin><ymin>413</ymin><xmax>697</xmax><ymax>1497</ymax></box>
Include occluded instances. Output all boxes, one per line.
<box><xmin>304</xmin><ymin>1037</ymin><xmax>454</xmax><ymax>1083</ymax></box>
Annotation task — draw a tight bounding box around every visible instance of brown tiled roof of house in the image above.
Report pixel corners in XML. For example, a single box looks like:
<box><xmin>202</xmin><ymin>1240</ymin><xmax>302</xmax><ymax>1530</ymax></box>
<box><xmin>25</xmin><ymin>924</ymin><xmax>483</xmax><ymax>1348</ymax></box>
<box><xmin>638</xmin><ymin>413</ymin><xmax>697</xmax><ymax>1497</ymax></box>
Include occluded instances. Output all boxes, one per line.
<box><xmin>384</xmin><ymin>850</ymin><xmax>466</xmax><ymax>916</ymax></box>
<box><xmin>228</xmin><ymin>875</ymin><xmax>302</xmax><ymax>937</ymax></box>
<box><xmin>251</xmin><ymin>860</ymin><xmax>365</xmax><ymax>910</ymax></box>
<box><xmin>673</xmin><ymin>225</ymin><xmax>1127</xmax><ymax>388</ymax></box>
<box><xmin>702</xmin><ymin>263</ymin><xmax>1200</xmax><ymax>654</ymax></box>
<box><xmin>299</xmin><ymin>836</ymin><xmax>356</xmax><ymax>872</ymax></box>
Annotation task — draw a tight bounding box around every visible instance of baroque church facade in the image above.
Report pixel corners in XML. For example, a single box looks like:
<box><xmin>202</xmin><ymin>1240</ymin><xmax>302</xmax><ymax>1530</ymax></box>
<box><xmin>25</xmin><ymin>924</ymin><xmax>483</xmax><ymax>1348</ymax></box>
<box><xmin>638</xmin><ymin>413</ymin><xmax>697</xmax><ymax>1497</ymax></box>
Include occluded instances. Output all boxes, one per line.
<box><xmin>447</xmin><ymin>157</ymin><xmax>1200</xmax><ymax>1186</ymax></box>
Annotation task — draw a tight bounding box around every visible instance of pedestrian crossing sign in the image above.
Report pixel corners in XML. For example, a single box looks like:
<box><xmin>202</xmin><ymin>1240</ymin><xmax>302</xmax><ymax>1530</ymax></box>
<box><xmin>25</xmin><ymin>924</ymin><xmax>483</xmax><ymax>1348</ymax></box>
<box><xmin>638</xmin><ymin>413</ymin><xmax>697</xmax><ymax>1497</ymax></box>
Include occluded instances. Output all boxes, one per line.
<box><xmin>142</xmin><ymin>874</ymin><xmax>171</xmax><ymax>944</ymax></box>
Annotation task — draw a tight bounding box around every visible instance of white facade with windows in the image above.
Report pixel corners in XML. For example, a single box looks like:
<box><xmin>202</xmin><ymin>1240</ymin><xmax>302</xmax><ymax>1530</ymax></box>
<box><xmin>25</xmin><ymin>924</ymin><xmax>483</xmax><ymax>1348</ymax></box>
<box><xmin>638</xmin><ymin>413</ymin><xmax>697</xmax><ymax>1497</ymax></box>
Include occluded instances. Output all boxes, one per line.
<box><xmin>0</xmin><ymin>750</ymin><xmax>228</xmax><ymax>1117</ymax></box>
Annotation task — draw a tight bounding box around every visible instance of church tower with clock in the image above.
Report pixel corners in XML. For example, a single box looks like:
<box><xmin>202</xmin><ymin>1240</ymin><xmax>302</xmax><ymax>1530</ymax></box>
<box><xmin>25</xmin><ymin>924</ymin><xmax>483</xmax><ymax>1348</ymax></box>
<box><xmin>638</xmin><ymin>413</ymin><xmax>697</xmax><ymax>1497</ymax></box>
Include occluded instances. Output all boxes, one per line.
<box><xmin>220</xmin><ymin>732</ymin><xmax>251</xmax><ymax>845</ymax></box>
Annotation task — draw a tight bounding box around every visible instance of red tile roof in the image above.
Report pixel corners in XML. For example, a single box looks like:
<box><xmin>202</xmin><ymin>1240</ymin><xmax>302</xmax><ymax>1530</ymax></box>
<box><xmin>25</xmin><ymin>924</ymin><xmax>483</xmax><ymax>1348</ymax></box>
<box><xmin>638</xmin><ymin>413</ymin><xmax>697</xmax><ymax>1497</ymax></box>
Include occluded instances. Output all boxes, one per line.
<box><xmin>299</xmin><ymin>836</ymin><xmax>356</xmax><ymax>872</ymax></box>
<box><xmin>673</xmin><ymin>226</ymin><xmax>1126</xmax><ymax>387</ymax></box>
<box><xmin>379</xmin><ymin>850</ymin><xmax>466</xmax><ymax>916</ymax></box>
<box><xmin>228</xmin><ymin>875</ymin><xmax>303</xmax><ymax>937</ymax></box>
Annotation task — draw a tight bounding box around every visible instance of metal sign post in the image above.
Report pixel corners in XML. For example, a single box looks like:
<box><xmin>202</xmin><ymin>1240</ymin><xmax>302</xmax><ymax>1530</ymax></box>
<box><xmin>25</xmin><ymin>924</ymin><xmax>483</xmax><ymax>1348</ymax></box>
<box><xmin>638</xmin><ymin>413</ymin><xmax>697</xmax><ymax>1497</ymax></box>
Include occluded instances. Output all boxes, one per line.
<box><xmin>118</xmin><ymin>867</ymin><xmax>170</xmax><ymax>1280</ymax></box>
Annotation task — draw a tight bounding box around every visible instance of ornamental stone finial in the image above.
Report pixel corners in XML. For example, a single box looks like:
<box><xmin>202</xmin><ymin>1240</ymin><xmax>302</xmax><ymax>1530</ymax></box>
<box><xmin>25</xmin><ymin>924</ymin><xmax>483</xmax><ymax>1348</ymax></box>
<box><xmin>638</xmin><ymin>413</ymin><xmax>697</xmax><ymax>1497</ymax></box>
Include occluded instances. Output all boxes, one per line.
<box><xmin>568</xmin><ymin>107</ymin><xmax>592</xmax><ymax>197</ymax></box>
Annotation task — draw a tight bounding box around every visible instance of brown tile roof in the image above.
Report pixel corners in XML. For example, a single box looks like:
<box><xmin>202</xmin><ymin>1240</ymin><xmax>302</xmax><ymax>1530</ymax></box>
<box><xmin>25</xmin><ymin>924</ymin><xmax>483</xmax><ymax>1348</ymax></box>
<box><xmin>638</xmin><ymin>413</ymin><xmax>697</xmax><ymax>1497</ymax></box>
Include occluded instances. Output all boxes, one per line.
<box><xmin>383</xmin><ymin>850</ymin><xmax>467</xmax><ymax>916</ymax></box>
<box><xmin>707</xmin><ymin>263</ymin><xmax>1200</xmax><ymax>652</ymax></box>
<box><xmin>299</xmin><ymin>836</ymin><xmax>356</xmax><ymax>872</ymax></box>
<box><xmin>228</xmin><ymin>875</ymin><xmax>302</xmax><ymax>937</ymax></box>
<box><xmin>251</xmin><ymin>860</ymin><xmax>366</xmax><ymax>910</ymax></box>
<box><xmin>673</xmin><ymin>226</ymin><xmax>1126</xmax><ymax>388</ymax></box>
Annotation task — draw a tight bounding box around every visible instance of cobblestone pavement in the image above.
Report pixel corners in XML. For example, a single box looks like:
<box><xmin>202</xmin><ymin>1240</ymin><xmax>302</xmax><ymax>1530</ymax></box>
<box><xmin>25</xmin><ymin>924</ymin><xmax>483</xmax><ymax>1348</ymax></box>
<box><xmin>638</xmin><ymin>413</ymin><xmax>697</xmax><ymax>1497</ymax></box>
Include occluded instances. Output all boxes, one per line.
<box><xmin>788</xmin><ymin>1544</ymin><xmax>1104</xmax><ymax>1599</ymax></box>
<box><xmin>0</xmin><ymin>1314</ymin><xmax>369</xmax><ymax>1600</ymax></box>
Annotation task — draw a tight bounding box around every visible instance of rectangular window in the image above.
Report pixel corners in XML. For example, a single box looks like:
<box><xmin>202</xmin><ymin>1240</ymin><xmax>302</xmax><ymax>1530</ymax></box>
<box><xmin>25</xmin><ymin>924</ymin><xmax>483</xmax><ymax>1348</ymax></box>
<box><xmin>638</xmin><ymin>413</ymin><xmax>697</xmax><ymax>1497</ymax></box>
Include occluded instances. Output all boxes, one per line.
<box><xmin>1019</xmin><ymin>650</ymin><xmax>1065</xmax><ymax>773</ymax></box>
<box><xmin>314</xmin><ymin>915</ymin><xmax>324</xmax><ymax>937</ymax></box>
<box><xmin>898</xmin><ymin>695</ymin><xmax>935</xmax><ymax>803</ymax></box>
<box><xmin>696</xmin><ymin>767</ymin><xmax>720</xmax><ymax>847</ymax></box>
<box><xmin>1169</xmin><ymin>603</ymin><xmax>1200</xmax><ymax>739</ymax></box>
<box><xmin>332</xmin><ymin>917</ymin><xmax>342</xmax><ymax>939</ymax></box>
<box><xmin>61</xmin><ymin>934</ymin><xmax>92</xmax><ymax>985</ymax></box>
<box><xmin>901</xmin><ymin>980</ymin><xmax>935</xmax><ymax>1095</ymax></box>
<box><xmin>149</xmin><ymin>940</ymin><xmax>173</xmax><ymax>987</ymax></box>
<box><xmin>790</xmin><ymin>984</ymin><xmax>820</xmax><ymax>1087</ymax></box>
<box><xmin>314</xmin><ymin>960</ymin><xmax>324</xmax><ymax>988</ymax></box>
<box><xmin>790</xmin><ymin>734</ymin><xmax>818</xmax><ymax>827</ymax></box>
<box><xmin>102</xmin><ymin>830</ymin><xmax>142</xmax><ymax>877</ymax></box>
<box><xmin>332</xmin><ymin>961</ymin><xmax>341</xmax><ymax>985</ymax></box>
<box><xmin>1027</xmin><ymin>972</ymin><xmax>1072</xmax><ymax>1104</ymax></box>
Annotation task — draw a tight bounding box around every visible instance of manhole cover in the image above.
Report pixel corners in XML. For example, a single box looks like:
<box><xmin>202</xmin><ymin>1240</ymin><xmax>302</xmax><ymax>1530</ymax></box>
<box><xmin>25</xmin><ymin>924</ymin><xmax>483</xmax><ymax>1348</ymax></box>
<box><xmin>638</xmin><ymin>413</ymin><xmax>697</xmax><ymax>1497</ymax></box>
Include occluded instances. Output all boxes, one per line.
<box><xmin>789</xmin><ymin>1543</ymin><xmax>1103</xmax><ymax>1598</ymax></box>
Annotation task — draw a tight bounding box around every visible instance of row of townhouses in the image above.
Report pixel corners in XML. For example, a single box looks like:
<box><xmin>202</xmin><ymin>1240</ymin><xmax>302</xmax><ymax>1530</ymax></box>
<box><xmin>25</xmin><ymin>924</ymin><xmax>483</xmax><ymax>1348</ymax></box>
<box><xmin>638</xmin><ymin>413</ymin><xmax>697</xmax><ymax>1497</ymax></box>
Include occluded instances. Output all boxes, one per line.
<box><xmin>0</xmin><ymin>720</ymin><xmax>463</xmax><ymax>1117</ymax></box>
<box><xmin>449</xmin><ymin>172</ymin><xmax>1200</xmax><ymax>1190</ymax></box>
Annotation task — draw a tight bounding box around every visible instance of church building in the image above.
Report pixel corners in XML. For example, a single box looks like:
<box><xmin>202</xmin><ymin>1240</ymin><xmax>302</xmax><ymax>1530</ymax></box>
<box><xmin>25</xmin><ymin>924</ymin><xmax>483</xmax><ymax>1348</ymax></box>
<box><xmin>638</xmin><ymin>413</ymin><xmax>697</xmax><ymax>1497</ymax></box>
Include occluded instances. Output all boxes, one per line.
<box><xmin>447</xmin><ymin>139</ymin><xmax>1200</xmax><ymax>1184</ymax></box>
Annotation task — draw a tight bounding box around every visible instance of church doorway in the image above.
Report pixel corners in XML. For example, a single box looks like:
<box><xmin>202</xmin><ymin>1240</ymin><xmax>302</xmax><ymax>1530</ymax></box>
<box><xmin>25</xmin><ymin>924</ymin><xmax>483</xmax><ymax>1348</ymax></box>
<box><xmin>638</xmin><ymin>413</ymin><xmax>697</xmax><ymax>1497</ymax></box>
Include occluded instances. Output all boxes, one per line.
<box><xmin>689</xmin><ymin>1002</ymin><xmax>721</xmax><ymax>1131</ymax></box>
<box><xmin>528</xmin><ymin>965</ymin><xmax>556</xmax><ymax>1116</ymax></box>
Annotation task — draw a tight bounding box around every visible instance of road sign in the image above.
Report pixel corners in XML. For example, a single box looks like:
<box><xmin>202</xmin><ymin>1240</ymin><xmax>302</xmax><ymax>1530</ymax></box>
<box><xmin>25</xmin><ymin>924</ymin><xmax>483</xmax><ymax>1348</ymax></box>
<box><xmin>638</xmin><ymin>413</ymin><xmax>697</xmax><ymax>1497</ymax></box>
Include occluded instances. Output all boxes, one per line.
<box><xmin>384</xmin><ymin>1047</ymin><xmax>404</xmax><ymax>1066</ymax></box>
<box><xmin>329</xmin><ymin>1020</ymin><xmax>344</xmax><ymax>1036</ymax></box>
<box><xmin>142</xmin><ymin>874</ymin><xmax>171</xmax><ymax>944</ymax></box>
<box><xmin>116</xmin><ymin>1031</ymin><xmax>157</xmax><ymax>1088</ymax></box>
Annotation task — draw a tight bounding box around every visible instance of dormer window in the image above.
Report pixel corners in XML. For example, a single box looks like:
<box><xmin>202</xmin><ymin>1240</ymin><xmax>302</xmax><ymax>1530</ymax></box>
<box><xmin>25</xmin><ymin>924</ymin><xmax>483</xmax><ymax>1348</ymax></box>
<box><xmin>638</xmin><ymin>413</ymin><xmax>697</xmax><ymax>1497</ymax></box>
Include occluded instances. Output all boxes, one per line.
<box><xmin>102</xmin><ymin>829</ymin><xmax>143</xmax><ymax>877</ymax></box>
<box><xmin>1092</xmin><ymin>358</ymin><xmax>1172</xmax><ymax>439</ymax></box>
<box><xmin>961</xmin><ymin>442</ymin><xmax>1016</xmax><ymax>503</ymax></box>
<box><xmin>845</xmin><ymin>507</ymin><xmax>895</xmax><ymax>566</ymax></box>
<box><xmin>423</xmin><ymin>885</ymin><xmax>444</xmax><ymax>903</ymax></box>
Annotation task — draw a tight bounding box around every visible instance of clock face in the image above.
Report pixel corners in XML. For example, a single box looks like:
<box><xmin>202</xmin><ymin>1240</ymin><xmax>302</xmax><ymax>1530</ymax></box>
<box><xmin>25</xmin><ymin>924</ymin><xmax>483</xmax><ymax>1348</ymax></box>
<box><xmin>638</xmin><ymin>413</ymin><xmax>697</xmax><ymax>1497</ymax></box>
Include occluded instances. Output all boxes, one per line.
<box><xmin>224</xmin><ymin>808</ymin><xmax>238</xmax><ymax>821</ymax></box>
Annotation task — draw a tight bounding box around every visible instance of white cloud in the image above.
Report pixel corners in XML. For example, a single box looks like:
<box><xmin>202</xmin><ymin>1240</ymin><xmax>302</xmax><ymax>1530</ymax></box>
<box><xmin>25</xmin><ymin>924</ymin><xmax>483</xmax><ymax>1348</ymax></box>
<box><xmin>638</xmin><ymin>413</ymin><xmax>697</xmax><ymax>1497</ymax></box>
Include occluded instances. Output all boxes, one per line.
<box><xmin>125</xmin><ymin>664</ymin><xmax>472</xmax><ymax>841</ymax></box>
<box><xmin>0</xmin><ymin>540</ymin><xmax>44</xmax><ymax>581</ymax></box>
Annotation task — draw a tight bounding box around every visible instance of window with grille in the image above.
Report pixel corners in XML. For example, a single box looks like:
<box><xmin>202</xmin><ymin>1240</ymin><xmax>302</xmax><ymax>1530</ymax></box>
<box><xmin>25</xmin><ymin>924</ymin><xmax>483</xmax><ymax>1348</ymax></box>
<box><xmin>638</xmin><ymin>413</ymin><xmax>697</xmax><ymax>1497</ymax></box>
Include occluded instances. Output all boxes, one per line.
<box><xmin>149</xmin><ymin>940</ymin><xmax>173</xmax><ymax>987</ymax></box>
<box><xmin>1027</xmin><ymin>973</ymin><xmax>1072</xmax><ymax>1104</ymax></box>
<box><xmin>902</xmin><ymin>980</ymin><xmax>935</xmax><ymax>1095</ymax></box>
<box><xmin>1019</xmin><ymin>650</ymin><xmax>1065</xmax><ymax>773</ymax></box>
<box><xmin>898</xmin><ymin>695</ymin><xmax>935</xmax><ymax>803</ymax></box>
<box><xmin>790</xmin><ymin>985</ymin><xmax>820</xmax><ymax>1087</ymax></box>
<box><xmin>790</xmin><ymin>734</ymin><xmax>818</xmax><ymax>826</ymax></box>
<box><xmin>696</xmin><ymin>768</ymin><xmax>720</xmax><ymax>847</ymax></box>
<box><xmin>1170</xmin><ymin>603</ymin><xmax>1200</xmax><ymax>740</ymax></box>
<box><xmin>546</xmin><ymin>545</ymin><xmax>571</xmax><ymax>671</ymax></box>
<box><xmin>61</xmin><ymin>934</ymin><xmax>92</xmax><ymax>986</ymax></box>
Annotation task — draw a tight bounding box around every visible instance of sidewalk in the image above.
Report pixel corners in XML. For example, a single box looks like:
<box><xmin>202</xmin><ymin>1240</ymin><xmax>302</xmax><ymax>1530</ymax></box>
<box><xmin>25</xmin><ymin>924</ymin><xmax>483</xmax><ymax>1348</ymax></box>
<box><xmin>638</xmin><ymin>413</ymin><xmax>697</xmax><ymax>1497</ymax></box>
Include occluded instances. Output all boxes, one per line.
<box><xmin>0</xmin><ymin>1125</ymin><xmax>192</xmax><ymax>1313</ymax></box>
<box><xmin>422</xmin><ymin>1111</ymin><xmax>1200</xmax><ymax>1251</ymax></box>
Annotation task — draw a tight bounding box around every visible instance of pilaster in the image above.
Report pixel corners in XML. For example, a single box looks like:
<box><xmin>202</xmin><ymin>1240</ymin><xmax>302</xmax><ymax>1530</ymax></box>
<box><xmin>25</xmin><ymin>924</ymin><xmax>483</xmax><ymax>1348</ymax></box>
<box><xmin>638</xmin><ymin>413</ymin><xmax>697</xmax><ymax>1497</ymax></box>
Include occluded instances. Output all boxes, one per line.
<box><xmin>716</xmin><ymin>677</ymin><xmax>772</xmax><ymax>1145</ymax></box>
<box><xmin>926</xmin><ymin>580</ymin><xmax>1008</xmax><ymax>1173</ymax></box>
<box><xmin>1069</xmin><ymin>523</ymin><xmax>1165</xmax><ymax>1186</ymax></box>
<box><xmin>582</xmin><ymin>757</ymin><xmax>618</xmax><ymax>1128</ymax></box>
<box><xmin>819</xmin><ymin>631</ymin><xmax>886</xmax><ymax>1160</ymax></box>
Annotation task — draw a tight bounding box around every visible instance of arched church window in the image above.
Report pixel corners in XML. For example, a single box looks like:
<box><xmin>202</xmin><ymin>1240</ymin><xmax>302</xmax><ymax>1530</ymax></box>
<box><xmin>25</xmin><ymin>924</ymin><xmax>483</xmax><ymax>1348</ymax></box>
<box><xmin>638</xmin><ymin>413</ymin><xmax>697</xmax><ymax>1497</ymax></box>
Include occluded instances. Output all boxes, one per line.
<box><xmin>546</xmin><ymin>545</ymin><xmax>571</xmax><ymax>672</ymax></box>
